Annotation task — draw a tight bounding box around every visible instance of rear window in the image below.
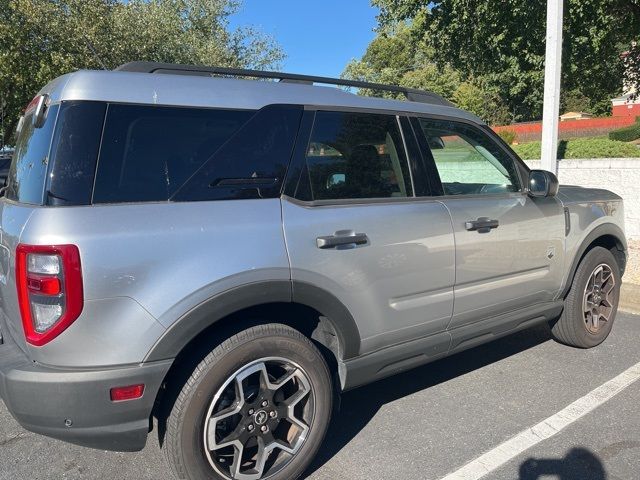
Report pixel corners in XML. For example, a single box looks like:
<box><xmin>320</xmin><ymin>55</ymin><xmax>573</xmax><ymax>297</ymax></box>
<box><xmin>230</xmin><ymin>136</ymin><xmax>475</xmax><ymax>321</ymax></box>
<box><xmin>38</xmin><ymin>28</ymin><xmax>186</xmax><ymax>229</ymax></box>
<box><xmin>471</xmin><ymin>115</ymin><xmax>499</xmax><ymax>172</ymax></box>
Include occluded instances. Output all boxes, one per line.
<box><xmin>93</xmin><ymin>105</ymin><xmax>254</xmax><ymax>203</ymax></box>
<box><xmin>6</xmin><ymin>105</ymin><xmax>59</xmax><ymax>205</ymax></box>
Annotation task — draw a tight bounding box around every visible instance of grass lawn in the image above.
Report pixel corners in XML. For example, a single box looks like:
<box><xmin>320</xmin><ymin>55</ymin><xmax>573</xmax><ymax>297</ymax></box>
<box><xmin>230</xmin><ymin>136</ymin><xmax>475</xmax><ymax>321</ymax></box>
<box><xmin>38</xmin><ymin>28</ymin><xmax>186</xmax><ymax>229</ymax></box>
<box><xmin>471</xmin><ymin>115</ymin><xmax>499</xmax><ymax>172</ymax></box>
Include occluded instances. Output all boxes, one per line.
<box><xmin>512</xmin><ymin>137</ymin><xmax>640</xmax><ymax>160</ymax></box>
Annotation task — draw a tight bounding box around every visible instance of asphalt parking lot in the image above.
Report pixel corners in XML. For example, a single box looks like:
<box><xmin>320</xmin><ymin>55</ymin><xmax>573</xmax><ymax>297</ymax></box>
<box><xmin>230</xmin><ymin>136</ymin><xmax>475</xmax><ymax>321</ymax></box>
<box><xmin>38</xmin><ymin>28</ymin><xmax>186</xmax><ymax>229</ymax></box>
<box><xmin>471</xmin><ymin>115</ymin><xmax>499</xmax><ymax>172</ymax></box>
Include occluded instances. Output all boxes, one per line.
<box><xmin>1</xmin><ymin>312</ymin><xmax>639</xmax><ymax>480</ymax></box>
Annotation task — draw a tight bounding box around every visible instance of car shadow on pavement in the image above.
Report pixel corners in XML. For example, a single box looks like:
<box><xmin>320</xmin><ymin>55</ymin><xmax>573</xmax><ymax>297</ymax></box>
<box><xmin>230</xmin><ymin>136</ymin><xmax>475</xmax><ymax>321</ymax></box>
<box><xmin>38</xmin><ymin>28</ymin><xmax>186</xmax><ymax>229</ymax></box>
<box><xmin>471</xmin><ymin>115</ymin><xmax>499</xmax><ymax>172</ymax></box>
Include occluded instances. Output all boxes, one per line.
<box><xmin>304</xmin><ymin>323</ymin><xmax>553</xmax><ymax>478</ymax></box>
<box><xmin>519</xmin><ymin>447</ymin><xmax>606</xmax><ymax>479</ymax></box>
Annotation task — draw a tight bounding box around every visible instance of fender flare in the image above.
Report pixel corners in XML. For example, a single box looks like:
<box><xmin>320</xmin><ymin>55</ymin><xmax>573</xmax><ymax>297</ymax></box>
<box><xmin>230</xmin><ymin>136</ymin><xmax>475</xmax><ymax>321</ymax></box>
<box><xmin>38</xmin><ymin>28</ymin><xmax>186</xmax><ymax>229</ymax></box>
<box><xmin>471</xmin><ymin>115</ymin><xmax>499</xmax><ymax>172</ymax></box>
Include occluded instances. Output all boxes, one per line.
<box><xmin>144</xmin><ymin>280</ymin><xmax>361</xmax><ymax>362</ymax></box>
<box><xmin>560</xmin><ymin>223</ymin><xmax>627</xmax><ymax>298</ymax></box>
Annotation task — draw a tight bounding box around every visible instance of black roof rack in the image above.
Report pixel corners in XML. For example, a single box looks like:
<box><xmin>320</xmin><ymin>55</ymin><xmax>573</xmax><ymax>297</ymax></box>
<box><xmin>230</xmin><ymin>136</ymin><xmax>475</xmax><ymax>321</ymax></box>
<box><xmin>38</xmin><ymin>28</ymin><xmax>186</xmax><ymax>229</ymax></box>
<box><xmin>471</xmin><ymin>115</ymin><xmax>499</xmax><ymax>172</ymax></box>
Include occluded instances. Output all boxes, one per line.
<box><xmin>115</xmin><ymin>61</ymin><xmax>456</xmax><ymax>108</ymax></box>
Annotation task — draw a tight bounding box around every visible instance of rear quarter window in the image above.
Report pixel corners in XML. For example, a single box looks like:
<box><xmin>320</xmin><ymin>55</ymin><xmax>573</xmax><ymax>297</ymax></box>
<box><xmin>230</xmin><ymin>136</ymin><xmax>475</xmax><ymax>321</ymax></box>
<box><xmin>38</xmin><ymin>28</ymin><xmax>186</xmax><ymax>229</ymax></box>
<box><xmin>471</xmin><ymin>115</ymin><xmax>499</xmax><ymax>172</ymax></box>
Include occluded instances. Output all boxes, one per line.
<box><xmin>93</xmin><ymin>105</ymin><xmax>255</xmax><ymax>203</ymax></box>
<box><xmin>6</xmin><ymin>105</ymin><xmax>60</xmax><ymax>205</ymax></box>
<box><xmin>47</xmin><ymin>102</ymin><xmax>107</xmax><ymax>205</ymax></box>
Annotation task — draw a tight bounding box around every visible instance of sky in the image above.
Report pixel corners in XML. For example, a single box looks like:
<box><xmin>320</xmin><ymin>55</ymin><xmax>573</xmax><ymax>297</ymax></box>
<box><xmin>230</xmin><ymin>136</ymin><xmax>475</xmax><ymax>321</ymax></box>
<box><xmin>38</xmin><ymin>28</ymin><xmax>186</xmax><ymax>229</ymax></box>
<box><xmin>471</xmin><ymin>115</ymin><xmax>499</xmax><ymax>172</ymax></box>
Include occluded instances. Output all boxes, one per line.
<box><xmin>229</xmin><ymin>0</ymin><xmax>379</xmax><ymax>78</ymax></box>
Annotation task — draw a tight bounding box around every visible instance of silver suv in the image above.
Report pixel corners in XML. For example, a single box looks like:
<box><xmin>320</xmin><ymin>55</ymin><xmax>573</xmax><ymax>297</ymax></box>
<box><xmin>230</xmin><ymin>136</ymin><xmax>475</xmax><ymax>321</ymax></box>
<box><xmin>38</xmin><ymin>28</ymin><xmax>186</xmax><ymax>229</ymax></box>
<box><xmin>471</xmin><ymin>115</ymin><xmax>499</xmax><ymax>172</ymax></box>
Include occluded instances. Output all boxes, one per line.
<box><xmin>0</xmin><ymin>62</ymin><xmax>627</xmax><ymax>480</ymax></box>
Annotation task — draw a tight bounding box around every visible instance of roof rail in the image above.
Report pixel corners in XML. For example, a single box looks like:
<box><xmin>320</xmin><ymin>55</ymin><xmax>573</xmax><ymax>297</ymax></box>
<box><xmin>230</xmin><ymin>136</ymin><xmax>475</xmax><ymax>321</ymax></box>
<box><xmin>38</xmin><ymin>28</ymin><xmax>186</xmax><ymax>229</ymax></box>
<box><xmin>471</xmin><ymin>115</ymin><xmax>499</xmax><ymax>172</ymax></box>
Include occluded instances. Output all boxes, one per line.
<box><xmin>115</xmin><ymin>61</ymin><xmax>456</xmax><ymax>108</ymax></box>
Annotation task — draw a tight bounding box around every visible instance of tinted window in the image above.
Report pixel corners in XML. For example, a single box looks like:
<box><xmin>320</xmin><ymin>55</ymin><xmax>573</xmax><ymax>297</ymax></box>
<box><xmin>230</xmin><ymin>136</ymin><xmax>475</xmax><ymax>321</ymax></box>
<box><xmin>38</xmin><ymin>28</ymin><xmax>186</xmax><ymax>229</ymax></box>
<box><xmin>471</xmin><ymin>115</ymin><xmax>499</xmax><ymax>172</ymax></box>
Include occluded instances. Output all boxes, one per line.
<box><xmin>417</xmin><ymin>118</ymin><xmax>521</xmax><ymax>196</ymax></box>
<box><xmin>93</xmin><ymin>105</ymin><xmax>254</xmax><ymax>203</ymax></box>
<box><xmin>47</xmin><ymin>102</ymin><xmax>106</xmax><ymax>205</ymax></box>
<box><xmin>173</xmin><ymin>104</ymin><xmax>302</xmax><ymax>202</ymax></box>
<box><xmin>305</xmin><ymin>111</ymin><xmax>413</xmax><ymax>201</ymax></box>
<box><xmin>6</xmin><ymin>105</ymin><xmax>59</xmax><ymax>205</ymax></box>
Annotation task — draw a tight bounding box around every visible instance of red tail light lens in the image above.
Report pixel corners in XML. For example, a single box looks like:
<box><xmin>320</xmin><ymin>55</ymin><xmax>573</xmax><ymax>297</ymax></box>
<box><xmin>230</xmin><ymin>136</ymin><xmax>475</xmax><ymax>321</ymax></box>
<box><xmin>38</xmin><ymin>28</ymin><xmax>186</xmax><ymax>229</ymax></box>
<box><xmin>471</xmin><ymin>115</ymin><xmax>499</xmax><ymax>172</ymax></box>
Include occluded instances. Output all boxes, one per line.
<box><xmin>16</xmin><ymin>244</ymin><xmax>83</xmax><ymax>346</ymax></box>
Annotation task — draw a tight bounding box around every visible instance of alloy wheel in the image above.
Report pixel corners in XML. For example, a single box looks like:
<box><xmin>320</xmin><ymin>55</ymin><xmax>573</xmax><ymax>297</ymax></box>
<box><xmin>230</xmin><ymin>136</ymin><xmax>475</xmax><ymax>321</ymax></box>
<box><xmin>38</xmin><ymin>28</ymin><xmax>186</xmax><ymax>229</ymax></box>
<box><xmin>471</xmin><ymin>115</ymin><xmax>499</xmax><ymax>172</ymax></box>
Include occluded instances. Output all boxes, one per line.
<box><xmin>203</xmin><ymin>357</ymin><xmax>315</xmax><ymax>480</ymax></box>
<box><xmin>582</xmin><ymin>263</ymin><xmax>616</xmax><ymax>334</ymax></box>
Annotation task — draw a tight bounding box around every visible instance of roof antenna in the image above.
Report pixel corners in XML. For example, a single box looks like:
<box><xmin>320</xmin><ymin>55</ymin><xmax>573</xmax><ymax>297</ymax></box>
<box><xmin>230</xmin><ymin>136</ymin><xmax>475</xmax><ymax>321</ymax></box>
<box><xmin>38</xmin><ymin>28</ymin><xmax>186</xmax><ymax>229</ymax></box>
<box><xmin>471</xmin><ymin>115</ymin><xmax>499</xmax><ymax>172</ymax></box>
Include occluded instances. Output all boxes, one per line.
<box><xmin>84</xmin><ymin>37</ymin><xmax>108</xmax><ymax>70</ymax></box>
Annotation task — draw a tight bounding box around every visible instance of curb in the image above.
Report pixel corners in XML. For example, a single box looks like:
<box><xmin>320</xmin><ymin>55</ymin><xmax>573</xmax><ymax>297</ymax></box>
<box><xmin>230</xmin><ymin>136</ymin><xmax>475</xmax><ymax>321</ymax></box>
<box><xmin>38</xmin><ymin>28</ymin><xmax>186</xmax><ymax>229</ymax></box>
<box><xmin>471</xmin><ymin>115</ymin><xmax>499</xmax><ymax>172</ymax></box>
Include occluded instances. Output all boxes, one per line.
<box><xmin>620</xmin><ymin>283</ymin><xmax>640</xmax><ymax>315</ymax></box>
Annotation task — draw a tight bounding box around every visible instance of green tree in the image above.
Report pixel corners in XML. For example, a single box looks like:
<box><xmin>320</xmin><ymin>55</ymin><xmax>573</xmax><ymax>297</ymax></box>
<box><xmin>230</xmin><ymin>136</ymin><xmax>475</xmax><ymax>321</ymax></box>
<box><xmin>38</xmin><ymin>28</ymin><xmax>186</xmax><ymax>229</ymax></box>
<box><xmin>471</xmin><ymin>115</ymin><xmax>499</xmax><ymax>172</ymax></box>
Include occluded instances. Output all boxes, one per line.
<box><xmin>561</xmin><ymin>89</ymin><xmax>593</xmax><ymax>114</ymax></box>
<box><xmin>625</xmin><ymin>44</ymin><xmax>640</xmax><ymax>100</ymax></box>
<box><xmin>342</xmin><ymin>22</ymin><xmax>510</xmax><ymax>124</ymax></box>
<box><xmin>368</xmin><ymin>0</ymin><xmax>640</xmax><ymax>122</ymax></box>
<box><xmin>0</xmin><ymin>0</ymin><xmax>283</xmax><ymax>145</ymax></box>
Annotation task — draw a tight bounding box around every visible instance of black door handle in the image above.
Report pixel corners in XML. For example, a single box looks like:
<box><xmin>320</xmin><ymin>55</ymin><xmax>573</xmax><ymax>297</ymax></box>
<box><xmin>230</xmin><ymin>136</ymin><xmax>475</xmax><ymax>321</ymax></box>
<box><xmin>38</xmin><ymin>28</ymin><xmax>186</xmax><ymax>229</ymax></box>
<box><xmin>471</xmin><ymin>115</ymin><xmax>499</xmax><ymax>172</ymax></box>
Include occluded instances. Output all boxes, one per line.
<box><xmin>465</xmin><ymin>217</ymin><xmax>499</xmax><ymax>233</ymax></box>
<box><xmin>317</xmin><ymin>232</ymin><xmax>369</xmax><ymax>249</ymax></box>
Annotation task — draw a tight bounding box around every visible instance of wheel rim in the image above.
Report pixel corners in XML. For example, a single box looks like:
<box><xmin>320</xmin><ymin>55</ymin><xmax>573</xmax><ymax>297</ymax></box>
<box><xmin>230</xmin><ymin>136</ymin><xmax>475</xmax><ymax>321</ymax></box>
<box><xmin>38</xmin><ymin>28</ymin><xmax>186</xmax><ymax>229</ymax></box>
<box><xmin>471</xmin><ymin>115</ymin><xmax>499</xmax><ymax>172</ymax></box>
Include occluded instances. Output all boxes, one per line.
<box><xmin>583</xmin><ymin>263</ymin><xmax>616</xmax><ymax>334</ymax></box>
<box><xmin>203</xmin><ymin>357</ymin><xmax>315</xmax><ymax>480</ymax></box>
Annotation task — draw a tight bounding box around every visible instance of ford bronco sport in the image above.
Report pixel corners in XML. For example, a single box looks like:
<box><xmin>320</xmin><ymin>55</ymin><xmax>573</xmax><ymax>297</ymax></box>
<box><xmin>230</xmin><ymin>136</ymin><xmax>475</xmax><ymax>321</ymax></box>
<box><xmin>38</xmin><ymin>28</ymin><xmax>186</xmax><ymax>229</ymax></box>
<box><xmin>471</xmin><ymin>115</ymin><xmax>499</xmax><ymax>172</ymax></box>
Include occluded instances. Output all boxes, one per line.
<box><xmin>0</xmin><ymin>62</ymin><xmax>627</xmax><ymax>480</ymax></box>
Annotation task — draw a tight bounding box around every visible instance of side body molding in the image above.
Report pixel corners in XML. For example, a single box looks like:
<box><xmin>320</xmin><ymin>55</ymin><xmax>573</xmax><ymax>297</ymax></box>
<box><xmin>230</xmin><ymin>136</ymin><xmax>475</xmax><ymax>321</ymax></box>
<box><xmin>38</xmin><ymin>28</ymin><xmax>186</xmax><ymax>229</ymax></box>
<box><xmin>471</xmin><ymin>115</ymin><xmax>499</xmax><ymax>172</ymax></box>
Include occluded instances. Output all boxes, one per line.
<box><xmin>559</xmin><ymin>223</ymin><xmax>627</xmax><ymax>299</ymax></box>
<box><xmin>144</xmin><ymin>280</ymin><xmax>361</xmax><ymax>362</ymax></box>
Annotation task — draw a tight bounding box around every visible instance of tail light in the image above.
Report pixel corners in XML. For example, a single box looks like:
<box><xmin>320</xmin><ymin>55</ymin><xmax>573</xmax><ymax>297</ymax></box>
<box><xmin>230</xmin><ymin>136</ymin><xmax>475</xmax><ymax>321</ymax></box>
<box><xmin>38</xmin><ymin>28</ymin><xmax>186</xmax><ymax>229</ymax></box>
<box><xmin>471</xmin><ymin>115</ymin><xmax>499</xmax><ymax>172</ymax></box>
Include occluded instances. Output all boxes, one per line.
<box><xmin>16</xmin><ymin>244</ymin><xmax>83</xmax><ymax>346</ymax></box>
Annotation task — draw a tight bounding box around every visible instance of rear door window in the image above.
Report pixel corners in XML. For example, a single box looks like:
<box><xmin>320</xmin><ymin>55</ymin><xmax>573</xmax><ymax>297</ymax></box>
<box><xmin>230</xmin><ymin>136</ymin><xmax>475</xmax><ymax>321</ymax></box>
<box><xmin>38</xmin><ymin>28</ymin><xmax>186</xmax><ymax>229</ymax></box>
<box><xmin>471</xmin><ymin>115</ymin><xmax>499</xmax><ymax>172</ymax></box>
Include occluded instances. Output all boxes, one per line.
<box><xmin>304</xmin><ymin>111</ymin><xmax>413</xmax><ymax>201</ymax></box>
<box><xmin>93</xmin><ymin>105</ymin><xmax>254</xmax><ymax>203</ymax></box>
<box><xmin>6</xmin><ymin>104</ymin><xmax>59</xmax><ymax>205</ymax></box>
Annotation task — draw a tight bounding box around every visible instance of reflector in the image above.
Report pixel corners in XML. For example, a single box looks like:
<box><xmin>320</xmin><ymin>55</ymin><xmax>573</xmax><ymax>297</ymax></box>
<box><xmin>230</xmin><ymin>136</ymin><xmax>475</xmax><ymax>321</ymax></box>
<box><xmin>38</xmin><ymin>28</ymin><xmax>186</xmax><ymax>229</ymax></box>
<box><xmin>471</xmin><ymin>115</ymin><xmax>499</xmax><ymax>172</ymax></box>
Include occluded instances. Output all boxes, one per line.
<box><xmin>110</xmin><ymin>384</ymin><xmax>145</xmax><ymax>402</ymax></box>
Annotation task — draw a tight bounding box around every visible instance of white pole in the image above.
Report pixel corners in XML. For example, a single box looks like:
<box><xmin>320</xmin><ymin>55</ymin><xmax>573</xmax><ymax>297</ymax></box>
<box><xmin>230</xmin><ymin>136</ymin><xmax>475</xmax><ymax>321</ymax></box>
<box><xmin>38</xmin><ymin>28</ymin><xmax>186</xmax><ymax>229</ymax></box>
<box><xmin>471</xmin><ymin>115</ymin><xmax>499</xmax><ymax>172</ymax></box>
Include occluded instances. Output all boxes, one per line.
<box><xmin>541</xmin><ymin>0</ymin><xmax>564</xmax><ymax>174</ymax></box>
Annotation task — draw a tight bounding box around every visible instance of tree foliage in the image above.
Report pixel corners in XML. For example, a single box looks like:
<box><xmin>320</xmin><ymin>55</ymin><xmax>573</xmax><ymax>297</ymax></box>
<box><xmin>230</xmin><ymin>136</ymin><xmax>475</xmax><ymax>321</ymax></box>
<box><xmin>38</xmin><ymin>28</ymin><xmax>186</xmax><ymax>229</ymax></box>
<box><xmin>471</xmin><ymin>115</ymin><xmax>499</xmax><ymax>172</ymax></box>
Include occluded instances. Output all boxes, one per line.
<box><xmin>0</xmin><ymin>0</ymin><xmax>284</xmax><ymax>144</ymax></box>
<box><xmin>349</xmin><ymin>0</ymin><xmax>640</xmax><ymax>124</ymax></box>
<box><xmin>625</xmin><ymin>43</ymin><xmax>640</xmax><ymax>100</ymax></box>
<box><xmin>342</xmin><ymin>21</ymin><xmax>510</xmax><ymax>124</ymax></box>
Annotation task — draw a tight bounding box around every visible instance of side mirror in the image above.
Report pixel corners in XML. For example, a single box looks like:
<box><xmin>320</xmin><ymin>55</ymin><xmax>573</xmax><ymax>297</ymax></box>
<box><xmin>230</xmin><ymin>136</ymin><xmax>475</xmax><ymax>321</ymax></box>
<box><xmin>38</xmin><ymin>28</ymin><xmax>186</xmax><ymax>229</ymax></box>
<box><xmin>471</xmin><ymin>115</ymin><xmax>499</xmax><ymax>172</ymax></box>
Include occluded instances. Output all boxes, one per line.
<box><xmin>427</xmin><ymin>136</ymin><xmax>445</xmax><ymax>150</ymax></box>
<box><xmin>528</xmin><ymin>170</ymin><xmax>559</xmax><ymax>198</ymax></box>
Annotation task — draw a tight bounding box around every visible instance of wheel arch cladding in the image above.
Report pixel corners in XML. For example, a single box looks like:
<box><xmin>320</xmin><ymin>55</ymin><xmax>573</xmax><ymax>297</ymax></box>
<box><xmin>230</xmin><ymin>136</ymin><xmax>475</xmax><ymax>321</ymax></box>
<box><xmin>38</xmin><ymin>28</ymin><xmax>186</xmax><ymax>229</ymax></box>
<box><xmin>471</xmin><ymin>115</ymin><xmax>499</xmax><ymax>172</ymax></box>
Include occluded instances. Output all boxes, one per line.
<box><xmin>144</xmin><ymin>280</ymin><xmax>361</xmax><ymax>364</ymax></box>
<box><xmin>562</xmin><ymin>223</ymin><xmax>627</xmax><ymax>298</ymax></box>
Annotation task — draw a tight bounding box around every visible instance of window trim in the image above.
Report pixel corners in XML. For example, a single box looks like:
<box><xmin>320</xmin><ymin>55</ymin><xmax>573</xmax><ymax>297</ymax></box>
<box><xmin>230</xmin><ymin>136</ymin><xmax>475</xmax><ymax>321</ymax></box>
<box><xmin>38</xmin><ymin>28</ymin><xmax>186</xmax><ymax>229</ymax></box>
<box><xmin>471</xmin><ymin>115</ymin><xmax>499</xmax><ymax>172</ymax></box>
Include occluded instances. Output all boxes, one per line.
<box><xmin>409</xmin><ymin>115</ymin><xmax>527</xmax><ymax>198</ymax></box>
<box><xmin>287</xmin><ymin>108</ymin><xmax>420</xmax><ymax>206</ymax></box>
<box><xmin>400</xmin><ymin>116</ymin><xmax>441</xmax><ymax>197</ymax></box>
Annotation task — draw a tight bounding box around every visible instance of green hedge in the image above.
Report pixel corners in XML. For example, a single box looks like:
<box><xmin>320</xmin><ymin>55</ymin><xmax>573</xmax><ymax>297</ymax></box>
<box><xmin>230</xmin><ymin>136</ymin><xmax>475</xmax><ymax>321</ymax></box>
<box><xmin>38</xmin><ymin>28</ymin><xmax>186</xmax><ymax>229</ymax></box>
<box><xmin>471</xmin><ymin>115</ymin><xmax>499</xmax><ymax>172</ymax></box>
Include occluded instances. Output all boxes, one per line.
<box><xmin>497</xmin><ymin>129</ymin><xmax>517</xmax><ymax>145</ymax></box>
<box><xmin>513</xmin><ymin>138</ymin><xmax>640</xmax><ymax>160</ymax></box>
<box><xmin>608</xmin><ymin>119</ymin><xmax>640</xmax><ymax>142</ymax></box>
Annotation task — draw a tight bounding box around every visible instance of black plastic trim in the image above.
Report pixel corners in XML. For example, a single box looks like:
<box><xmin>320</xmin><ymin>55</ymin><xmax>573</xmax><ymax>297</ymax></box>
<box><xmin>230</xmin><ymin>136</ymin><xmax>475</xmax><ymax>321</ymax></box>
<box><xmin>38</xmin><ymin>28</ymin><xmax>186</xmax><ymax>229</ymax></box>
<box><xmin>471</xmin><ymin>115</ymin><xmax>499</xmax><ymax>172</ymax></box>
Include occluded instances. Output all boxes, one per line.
<box><xmin>282</xmin><ymin>110</ymin><xmax>315</xmax><ymax>200</ymax></box>
<box><xmin>448</xmin><ymin>301</ymin><xmax>564</xmax><ymax>354</ymax></box>
<box><xmin>341</xmin><ymin>332</ymin><xmax>451</xmax><ymax>390</ymax></box>
<box><xmin>560</xmin><ymin>223</ymin><xmax>628</xmax><ymax>298</ymax></box>
<box><xmin>341</xmin><ymin>301</ymin><xmax>563</xmax><ymax>390</ymax></box>
<box><xmin>399</xmin><ymin>116</ymin><xmax>432</xmax><ymax>197</ymax></box>
<box><xmin>0</xmin><ymin>335</ymin><xmax>171</xmax><ymax>452</ymax></box>
<box><xmin>144</xmin><ymin>280</ymin><xmax>361</xmax><ymax>362</ymax></box>
<box><xmin>291</xmin><ymin>281</ymin><xmax>361</xmax><ymax>359</ymax></box>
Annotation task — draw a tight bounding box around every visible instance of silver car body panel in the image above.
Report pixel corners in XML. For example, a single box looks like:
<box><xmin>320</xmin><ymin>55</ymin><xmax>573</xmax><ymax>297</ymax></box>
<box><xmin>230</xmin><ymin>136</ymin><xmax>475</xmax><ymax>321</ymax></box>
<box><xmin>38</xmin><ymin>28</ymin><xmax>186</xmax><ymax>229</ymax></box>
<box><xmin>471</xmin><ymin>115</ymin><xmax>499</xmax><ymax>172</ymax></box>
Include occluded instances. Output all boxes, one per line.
<box><xmin>556</xmin><ymin>186</ymin><xmax>626</xmax><ymax>295</ymax></box>
<box><xmin>38</xmin><ymin>70</ymin><xmax>483</xmax><ymax>123</ymax></box>
<box><xmin>442</xmin><ymin>192</ymin><xmax>566</xmax><ymax>330</ymax></box>
<box><xmin>0</xmin><ymin>201</ymin><xmax>35</xmax><ymax>354</ymax></box>
<box><xmin>7</xmin><ymin>199</ymin><xmax>289</xmax><ymax>367</ymax></box>
<box><xmin>282</xmin><ymin>197</ymin><xmax>456</xmax><ymax>355</ymax></box>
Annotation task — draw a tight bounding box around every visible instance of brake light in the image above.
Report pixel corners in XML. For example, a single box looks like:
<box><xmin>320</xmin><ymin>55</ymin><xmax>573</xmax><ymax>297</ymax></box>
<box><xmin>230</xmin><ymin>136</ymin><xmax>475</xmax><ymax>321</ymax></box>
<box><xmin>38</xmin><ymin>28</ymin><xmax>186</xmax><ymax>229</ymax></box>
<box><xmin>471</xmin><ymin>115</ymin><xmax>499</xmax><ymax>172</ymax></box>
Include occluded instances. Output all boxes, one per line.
<box><xmin>16</xmin><ymin>244</ymin><xmax>83</xmax><ymax>346</ymax></box>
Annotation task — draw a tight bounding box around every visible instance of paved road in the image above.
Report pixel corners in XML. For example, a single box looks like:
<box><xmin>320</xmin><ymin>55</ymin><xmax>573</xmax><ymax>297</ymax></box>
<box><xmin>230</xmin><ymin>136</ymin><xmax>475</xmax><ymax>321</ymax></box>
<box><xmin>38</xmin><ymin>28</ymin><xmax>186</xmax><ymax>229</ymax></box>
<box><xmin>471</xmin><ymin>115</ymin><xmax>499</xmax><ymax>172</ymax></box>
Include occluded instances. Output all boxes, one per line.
<box><xmin>1</xmin><ymin>312</ymin><xmax>639</xmax><ymax>480</ymax></box>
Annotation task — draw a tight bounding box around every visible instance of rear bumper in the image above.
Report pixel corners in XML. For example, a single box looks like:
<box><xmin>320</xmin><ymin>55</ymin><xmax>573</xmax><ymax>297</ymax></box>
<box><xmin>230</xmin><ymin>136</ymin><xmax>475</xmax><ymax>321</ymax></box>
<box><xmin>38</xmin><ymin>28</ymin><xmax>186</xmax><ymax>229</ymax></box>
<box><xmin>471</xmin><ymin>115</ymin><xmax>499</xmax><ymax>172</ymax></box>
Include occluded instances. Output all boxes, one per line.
<box><xmin>0</xmin><ymin>332</ymin><xmax>172</xmax><ymax>452</ymax></box>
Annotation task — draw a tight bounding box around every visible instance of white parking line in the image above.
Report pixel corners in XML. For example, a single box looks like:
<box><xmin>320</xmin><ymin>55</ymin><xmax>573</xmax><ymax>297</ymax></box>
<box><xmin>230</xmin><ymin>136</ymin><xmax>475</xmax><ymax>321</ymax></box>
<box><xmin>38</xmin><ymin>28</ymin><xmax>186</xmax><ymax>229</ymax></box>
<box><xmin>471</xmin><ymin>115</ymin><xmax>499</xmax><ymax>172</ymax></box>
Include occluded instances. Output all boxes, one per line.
<box><xmin>439</xmin><ymin>361</ymin><xmax>640</xmax><ymax>480</ymax></box>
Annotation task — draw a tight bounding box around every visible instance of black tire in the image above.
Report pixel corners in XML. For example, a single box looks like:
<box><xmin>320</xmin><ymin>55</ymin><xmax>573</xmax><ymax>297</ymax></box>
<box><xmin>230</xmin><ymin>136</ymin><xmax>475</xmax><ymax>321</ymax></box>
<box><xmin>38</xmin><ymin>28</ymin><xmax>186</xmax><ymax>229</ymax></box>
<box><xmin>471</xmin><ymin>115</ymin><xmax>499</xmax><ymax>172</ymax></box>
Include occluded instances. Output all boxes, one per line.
<box><xmin>551</xmin><ymin>247</ymin><xmax>621</xmax><ymax>348</ymax></box>
<box><xmin>164</xmin><ymin>323</ymin><xmax>333</xmax><ymax>480</ymax></box>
